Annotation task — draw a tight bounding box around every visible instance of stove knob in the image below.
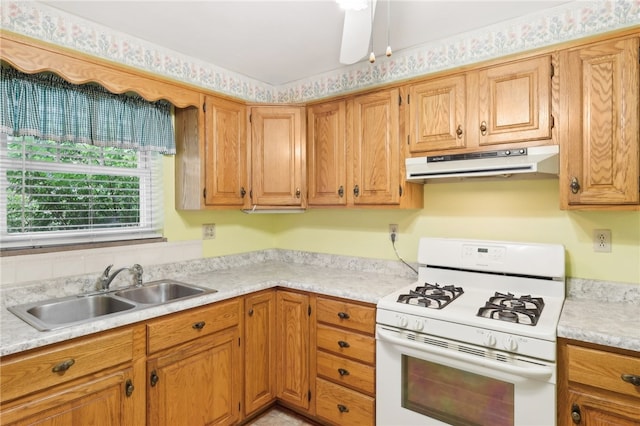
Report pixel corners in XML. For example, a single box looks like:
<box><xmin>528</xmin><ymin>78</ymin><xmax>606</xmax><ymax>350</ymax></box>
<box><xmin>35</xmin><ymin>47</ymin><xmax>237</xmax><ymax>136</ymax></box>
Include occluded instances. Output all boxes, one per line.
<box><xmin>413</xmin><ymin>320</ymin><xmax>425</xmax><ymax>331</ymax></box>
<box><xmin>503</xmin><ymin>337</ymin><xmax>518</xmax><ymax>351</ymax></box>
<box><xmin>483</xmin><ymin>333</ymin><xmax>497</xmax><ymax>347</ymax></box>
<box><xmin>397</xmin><ymin>316</ymin><xmax>408</xmax><ymax>328</ymax></box>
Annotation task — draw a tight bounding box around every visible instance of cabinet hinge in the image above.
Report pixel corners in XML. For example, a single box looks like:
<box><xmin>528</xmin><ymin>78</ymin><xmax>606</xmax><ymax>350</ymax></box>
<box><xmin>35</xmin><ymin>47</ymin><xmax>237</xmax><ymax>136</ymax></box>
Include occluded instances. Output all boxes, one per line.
<box><xmin>407</xmin><ymin>135</ymin><xmax>410</xmax><ymax>145</ymax></box>
<box><xmin>399</xmin><ymin>185</ymin><xmax>403</xmax><ymax>197</ymax></box>
<box><xmin>407</xmin><ymin>94</ymin><xmax>410</xmax><ymax>104</ymax></box>
<box><xmin>308</xmin><ymin>390</ymin><xmax>312</xmax><ymax>402</ymax></box>
<box><xmin>203</xmin><ymin>102</ymin><xmax>206</xmax><ymax>113</ymax></box>
<box><xmin>203</xmin><ymin>188</ymin><xmax>207</xmax><ymax>199</ymax></box>
<box><xmin>249</xmin><ymin>113</ymin><xmax>252</xmax><ymax>123</ymax></box>
<box><xmin>308</xmin><ymin>305</ymin><xmax>311</xmax><ymax>316</ymax></box>
<box><xmin>550</xmin><ymin>63</ymin><xmax>555</xmax><ymax>78</ymax></box>
<box><xmin>550</xmin><ymin>115</ymin><xmax>555</xmax><ymax>129</ymax></box>
<box><xmin>238</xmin><ymin>337</ymin><xmax>241</xmax><ymax>347</ymax></box>
<box><xmin>399</xmin><ymin>94</ymin><xmax>402</xmax><ymax>106</ymax></box>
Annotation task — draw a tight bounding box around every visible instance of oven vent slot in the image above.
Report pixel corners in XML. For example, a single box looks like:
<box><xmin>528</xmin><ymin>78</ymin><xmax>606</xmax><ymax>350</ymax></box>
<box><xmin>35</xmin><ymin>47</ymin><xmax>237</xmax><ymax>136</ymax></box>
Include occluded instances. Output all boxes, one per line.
<box><xmin>458</xmin><ymin>345</ymin><xmax>486</xmax><ymax>358</ymax></box>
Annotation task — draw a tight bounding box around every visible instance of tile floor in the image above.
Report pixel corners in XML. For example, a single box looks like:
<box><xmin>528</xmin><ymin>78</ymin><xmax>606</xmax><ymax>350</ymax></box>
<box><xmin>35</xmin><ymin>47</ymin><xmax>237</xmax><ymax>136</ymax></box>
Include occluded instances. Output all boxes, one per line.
<box><xmin>245</xmin><ymin>407</ymin><xmax>318</xmax><ymax>426</ymax></box>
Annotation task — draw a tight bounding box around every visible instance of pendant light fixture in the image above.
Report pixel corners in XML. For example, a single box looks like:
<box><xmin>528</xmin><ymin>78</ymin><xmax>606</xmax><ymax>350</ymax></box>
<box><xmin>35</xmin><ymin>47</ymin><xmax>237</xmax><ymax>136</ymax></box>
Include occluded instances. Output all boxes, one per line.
<box><xmin>368</xmin><ymin>0</ymin><xmax>375</xmax><ymax>63</ymax></box>
<box><xmin>385</xmin><ymin>0</ymin><xmax>392</xmax><ymax>57</ymax></box>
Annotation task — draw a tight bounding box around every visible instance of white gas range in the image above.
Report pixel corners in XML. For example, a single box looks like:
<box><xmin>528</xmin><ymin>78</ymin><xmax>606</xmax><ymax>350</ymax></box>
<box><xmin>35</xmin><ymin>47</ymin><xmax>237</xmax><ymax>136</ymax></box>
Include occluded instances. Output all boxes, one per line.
<box><xmin>376</xmin><ymin>237</ymin><xmax>566</xmax><ymax>426</ymax></box>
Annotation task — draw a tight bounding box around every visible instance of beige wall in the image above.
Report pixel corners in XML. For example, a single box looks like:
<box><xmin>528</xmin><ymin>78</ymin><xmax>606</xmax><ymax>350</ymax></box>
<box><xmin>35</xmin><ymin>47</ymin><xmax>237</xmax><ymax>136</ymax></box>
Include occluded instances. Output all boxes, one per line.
<box><xmin>163</xmin><ymin>158</ymin><xmax>640</xmax><ymax>285</ymax></box>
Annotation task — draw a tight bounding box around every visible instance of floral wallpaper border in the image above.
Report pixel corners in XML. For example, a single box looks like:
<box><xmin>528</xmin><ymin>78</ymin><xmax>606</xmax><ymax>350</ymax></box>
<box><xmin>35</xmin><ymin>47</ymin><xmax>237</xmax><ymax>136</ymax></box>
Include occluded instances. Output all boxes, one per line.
<box><xmin>2</xmin><ymin>1</ymin><xmax>639</xmax><ymax>103</ymax></box>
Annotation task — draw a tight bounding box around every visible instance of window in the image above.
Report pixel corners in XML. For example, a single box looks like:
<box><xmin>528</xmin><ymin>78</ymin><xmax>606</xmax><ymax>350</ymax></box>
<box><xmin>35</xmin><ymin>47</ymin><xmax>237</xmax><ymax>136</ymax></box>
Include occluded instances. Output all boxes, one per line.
<box><xmin>0</xmin><ymin>134</ymin><xmax>163</xmax><ymax>249</ymax></box>
<box><xmin>1</xmin><ymin>66</ymin><xmax>174</xmax><ymax>250</ymax></box>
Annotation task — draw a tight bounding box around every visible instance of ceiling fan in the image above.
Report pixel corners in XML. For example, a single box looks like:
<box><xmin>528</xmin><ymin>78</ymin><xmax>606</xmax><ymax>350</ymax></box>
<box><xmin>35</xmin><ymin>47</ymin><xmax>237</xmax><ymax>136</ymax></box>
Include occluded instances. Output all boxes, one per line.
<box><xmin>339</xmin><ymin>0</ymin><xmax>390</xmax><ymax>64</ymax></box>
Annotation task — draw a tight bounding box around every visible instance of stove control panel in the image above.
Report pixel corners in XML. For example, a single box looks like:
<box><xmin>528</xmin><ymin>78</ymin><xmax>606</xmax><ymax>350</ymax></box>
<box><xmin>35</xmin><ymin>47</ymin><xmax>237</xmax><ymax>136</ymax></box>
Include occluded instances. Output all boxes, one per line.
<box><xmin>376</xmin><ymin>308</ymin><xmax>555</xmax><ymax>361</ymax></box>
<box><xmin>462</xmin><ymin>244</ymin><xmax>506</xmax><ymax>269</ymax></box>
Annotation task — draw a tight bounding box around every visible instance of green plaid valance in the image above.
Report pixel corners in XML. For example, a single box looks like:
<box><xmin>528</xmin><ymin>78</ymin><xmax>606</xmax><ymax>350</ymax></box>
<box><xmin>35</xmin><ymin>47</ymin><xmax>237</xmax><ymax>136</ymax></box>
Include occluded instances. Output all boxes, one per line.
<box><xmin>0</xmin><ymin>66</ymin><xmax>175</xmax><ymax>154</ymax></box>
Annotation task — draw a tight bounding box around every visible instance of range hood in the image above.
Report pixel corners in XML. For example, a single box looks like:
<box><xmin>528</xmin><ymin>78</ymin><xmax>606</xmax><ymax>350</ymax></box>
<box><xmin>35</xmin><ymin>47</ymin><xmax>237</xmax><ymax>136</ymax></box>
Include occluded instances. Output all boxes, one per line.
<box><xmin>405</xmin><ymin>145</ymin><xmax>559</xmax><ymax>182</ymax></box>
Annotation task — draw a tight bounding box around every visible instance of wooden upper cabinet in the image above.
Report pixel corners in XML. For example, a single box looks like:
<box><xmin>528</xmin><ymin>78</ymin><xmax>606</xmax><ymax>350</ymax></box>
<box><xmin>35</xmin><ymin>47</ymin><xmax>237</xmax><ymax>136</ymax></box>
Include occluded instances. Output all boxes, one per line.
<box><xmin>204</xmin><ymin>96</ymin><xmax>248</xmax><ymax>207</ymax></box>
<box><xmin>409</xmin><ymin>75</ymin><xmax>467</xmax><ymax>153</ymax></box>
<box><xmin>352</xmin><ymin>88</ymin><xmax>401</xmax><ymax>205</ymax></box>
<box><xmin>307</xmin><ymin>100</ymin><xmax>347</xmax><ymax>206</ymax></box>
<box><xmin>476</xmin><ymin>55</ymin><xmax>552</xmax><ymax>146</ymax></box>
<box><xmin>560</xmin><ymin>36</ymin><xmax>639</xmax><ymax>208</ymax></box>
<box><xmin>249</xmin><ymin>106</ymin><xmax>306</xmax><ymax>208</ymax></box>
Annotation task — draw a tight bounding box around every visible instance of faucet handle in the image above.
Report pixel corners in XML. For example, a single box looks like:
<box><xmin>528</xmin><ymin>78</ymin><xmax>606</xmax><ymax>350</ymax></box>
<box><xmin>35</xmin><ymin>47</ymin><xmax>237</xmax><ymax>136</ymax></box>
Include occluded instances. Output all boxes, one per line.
<box><xmin>130</xmin><ymin>264</ymin><xmax>144</xmax><ymax>286</ymax></box>
<box><xmin>102</xmin><ymin>264</ymin><xmax>114</xmax><ymax>277</ymax></box>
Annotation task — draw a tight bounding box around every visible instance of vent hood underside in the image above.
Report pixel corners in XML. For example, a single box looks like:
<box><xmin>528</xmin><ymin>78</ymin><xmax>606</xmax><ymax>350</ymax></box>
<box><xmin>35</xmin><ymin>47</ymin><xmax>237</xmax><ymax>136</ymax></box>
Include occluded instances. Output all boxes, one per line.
<box><xmin>405</xmin><ymin>145</ymin><xmax>559</xmax><ymax>182</ymax></box>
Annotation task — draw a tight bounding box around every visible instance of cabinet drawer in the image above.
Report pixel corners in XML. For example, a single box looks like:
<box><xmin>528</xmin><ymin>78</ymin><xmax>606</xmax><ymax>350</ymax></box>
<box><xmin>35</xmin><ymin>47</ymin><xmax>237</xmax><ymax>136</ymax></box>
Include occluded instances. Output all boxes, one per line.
<box><xmin>317</xmin><ymin>324</ymin><xmax>375</xmax><ymax>364</ymax></box>
<box><xmin>1</xmin><ymin>328</ymin><xmax>134</xmax><ymax>402</ymax></box>
<box><xmin>316</xmin><ymin>297</ymin><xmax>375</xmax><ymax>335</ymax></box>
<box><xmin>317</xmin><ymin>350</ymin><xmax>375</xmax><ymax>395</ymax></box>
<box><xmin>316</xmin><ymin>377</ymin><xmax>374</xmax><ymax>426</ymax></box>
<box><xmin>567</xmin><ymin>344</ymin><xmax>640</xmax><ymax>399</ymax></box>
<box><xmin>147</xmin><ymin>298</ymin><xmax>240</xmax><ymax>354</ymax></box>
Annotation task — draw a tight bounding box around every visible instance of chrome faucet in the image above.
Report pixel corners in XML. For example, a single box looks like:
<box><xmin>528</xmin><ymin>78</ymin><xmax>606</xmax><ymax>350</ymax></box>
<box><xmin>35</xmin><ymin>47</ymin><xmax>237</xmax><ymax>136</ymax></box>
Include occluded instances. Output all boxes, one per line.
<box><xmin>100</xmin><ymin>264</ymin><xmax>144</xmax><ymax>291</ymax></box>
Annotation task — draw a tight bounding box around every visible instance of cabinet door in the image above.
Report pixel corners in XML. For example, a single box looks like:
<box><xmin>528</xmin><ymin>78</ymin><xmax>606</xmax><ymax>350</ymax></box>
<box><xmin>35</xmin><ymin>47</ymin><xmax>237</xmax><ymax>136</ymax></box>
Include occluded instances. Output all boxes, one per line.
<box><xmin>409</xmin><ymin>75</ymin><xmax>466</xmax><ymax>153</ymax></box>
<box><xmin>307</xmin><ymin>100</ymin><xmax>347</xmax><ymax>206</ymax></box>
<box><xmin>276</xmin><ymin>290</ymin><xmax>310</xmax><ymax>410</ymax></box>
<box><xmin>244</xmin><ymin>290</ymin><xmax>277</xmax><ymax>416</ymax></box>
<box><xmin>147</xmin><ymin>328</ymin><xmax>241</xmax><ymax>426</ymax></box>
<box><xmin>0</xmin><ymin>368</ymin><xmax>137</xmax><ymax>425</ymax></box>
<box><xmin>477</xmin><ymin>55</ymin><xmax>552</xmax><ymax>146</ymax></box>
<box><xmin>561</xmin><ymin>37</ymin><xmax>639</xmax><ymax>206</ymax></box>
<box><xmin>250</xmin><ymin>106</ymin><xmax>306</xmax><ymax>207</ymax></box>
<box><xmin>204</xmin><ymin>96</ymin><xmax>248</xmax><ymax>206</ymax></box>
<box><xmin>565</xmin><ymin>389</ymin><xmax>640</xmax><ymax>426</ymax></box>
<box><xmin>352</xmin><ymin>89</ymin><xmax>401</xmax><ymax>205</ymax></box>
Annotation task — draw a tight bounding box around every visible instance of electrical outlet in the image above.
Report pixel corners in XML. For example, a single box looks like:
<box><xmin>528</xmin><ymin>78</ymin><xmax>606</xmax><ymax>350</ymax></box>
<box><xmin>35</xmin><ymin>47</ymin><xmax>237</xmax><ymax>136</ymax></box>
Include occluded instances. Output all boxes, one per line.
<box><xmin>593</xmin><ymin>229</ymin><xmax>611</xmax><ymax>253</ymax></box>
<box><xmin>389</xmin><ymin>224</ymin><xmax>398</xmax><ymax>242</ymax></box>
<box><xmin>203</xmin><ymin>223</ymin><xmax>216</xmax><ymax>240</ymax></box>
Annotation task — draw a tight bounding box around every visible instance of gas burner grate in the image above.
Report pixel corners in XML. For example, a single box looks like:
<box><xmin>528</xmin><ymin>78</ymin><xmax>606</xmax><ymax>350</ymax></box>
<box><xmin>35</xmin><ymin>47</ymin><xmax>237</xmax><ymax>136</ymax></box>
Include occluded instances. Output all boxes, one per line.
<box><xmin>477</xmin><ymin>292</ymin><xmax>545</xmax><ymax>326</ymax></box>
<box><xmin>396</xmin><ymin>282</ymin><xmax>464</xmax><ymax>309</ymax></box>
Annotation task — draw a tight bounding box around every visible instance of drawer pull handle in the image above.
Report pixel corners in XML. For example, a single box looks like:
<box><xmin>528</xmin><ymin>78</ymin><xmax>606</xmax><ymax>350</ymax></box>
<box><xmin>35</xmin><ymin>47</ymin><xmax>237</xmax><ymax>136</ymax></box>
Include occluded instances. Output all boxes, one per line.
<box><xmin>621</xmin><ymin>374</ymin><xmax>640</xmax><ymax>386</ymax></box>
<box><xmin>125</xmin><ymin>379</ymin><xmax>135</xmax><ymax>397</ymax></box>
<box><xmin>338</xmin><ymin>368</ymin><xmax>350</xmax><ymax>376</ymax></box>
<box><xmin>150</xmin><ymin>371</ymin><xmax>159</xmax><ymax>387</ymax></box>
<box><xmin>337</xmin><ymin>404</ymin><xmax>349</xmax><ymax>413</ymax></box>
<box><xmin>337</xmin><ymin>340</ymin><xmax>350</xmax><ymax>348</ymax></box>
<box><xmin>52</xmin><ymin>359</ymin><xmax>75</xmax><ymax>373</ymax></box>
<box><xmin>192</xmin><ymin>321</ymin><xmax>206</xmax><ymax>330</ymax></box>
<box><xmin>337</xmin><ymin>312</ymin><xmax>350</xmax><ymax>320</ymax></box>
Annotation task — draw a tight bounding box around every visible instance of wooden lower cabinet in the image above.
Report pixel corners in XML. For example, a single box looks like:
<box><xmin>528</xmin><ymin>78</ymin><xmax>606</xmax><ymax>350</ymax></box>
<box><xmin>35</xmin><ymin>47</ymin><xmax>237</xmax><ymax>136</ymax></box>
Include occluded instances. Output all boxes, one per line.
<box><xmin>558</xmin><ymin>338</ymin><xmax>640</xmax><ymax>426</ymax></box>
<box><xmin>146</xmin><ymin>298</ymin><xmax>242</xmax><ymax>426</ymax></box>
<box><xmin>276</xmin><ymin>290</ymin><xmax>311</xmax><ymax>412</ymax></box>
<box><xmin>147</xmin><ymin>327</ymin><xmax>241</xmax><ymax>426</ymax></box>
<box><xmin>244</xmin><ymin>290</ymin><xmax>277</xmax><ymax>417</ymax></box>
<box><xmin>0</xmin><ymin>326</ymin><xmax>145</xmax><ymax>426</ymax></box>
<box><xmin>314</xmin><ymin>296</ymin><xmax>376</xmax><ymax>426</ymax></box>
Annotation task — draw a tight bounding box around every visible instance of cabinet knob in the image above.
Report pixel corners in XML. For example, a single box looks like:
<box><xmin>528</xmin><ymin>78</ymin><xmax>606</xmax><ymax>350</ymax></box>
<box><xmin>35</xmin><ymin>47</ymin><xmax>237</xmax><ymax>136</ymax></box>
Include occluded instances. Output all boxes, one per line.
<box><xmin>480</xmin><ymin>121</ymin><xmax>487</xmax><ymax>135</ymax></box>
<box><xmin>295</xmin><ymin>188</ymin><xmax>301</xmax><ymax>198</ymax></box>
<box><xmin>248</xmin><ymin>308</ymin><xmax>254</xmax><ymax>317</ymax></box>
<box><xmin>125</xmin><ymin>379</ymin><xmax>135</xmax><ymax>397</ymax></box>
<box><xmin>570</xmin><ymin>403</ymin><xmax>581</xmax><ymax>424</ymax></box>
<box><xmin>240</xmin><ymin>187</ymin><xmax>246</xmax><ymax>198</ymax></box>
<box><xmin>192</xmin><ymin>321</ymin><xmax>206</xmax><ymax>330</ymax></box>
<box><xmin>337</xmin><ymin>311</ymin><xmax>350</xmax><ymax>320</ymax></box>
<box><xmin>337</xmin><ymin>404</ymin><xmax>350</xmax><ymax>413</ymax></box>
<box><xmin>52</xmin><ymin>359</ymin><xmax>75</xmax><ymax>373</ymax></box>
<box><xmin>570</xmin><ymin>177</ymin><xmax>581</xmax><ymax>194</ymax></box>
<box><xmin>353</xmin><ymin>185</ymin><xmax>360</xmax><ymax>197</ymax></box>
<box><xmin>337</xmin><ymin>340</ymin><xmax>350</xmax><ymax>348</ymax></box>
<box><xmin>621</xmin><ymin>374</ymin><xmax>640</xmax><ymax>386</ymax></box>
<box><xmin>456</xmin><ymin>125</ymin><xmax>463</xmax><ymax>138</ymax></box>
<box><xmin>150</xmin><ymin>371</ymin><xmax>159</xmax><ymax>387</ymax></box>
<box><xmin>338</xmin><ymin>368</ymin><xmax>350</xmax><ymax>376</ymax></box>
<box><xmin>338</xmin><ymin>186</ymin><xmax>344</xmax><ymax>198</ymax></box>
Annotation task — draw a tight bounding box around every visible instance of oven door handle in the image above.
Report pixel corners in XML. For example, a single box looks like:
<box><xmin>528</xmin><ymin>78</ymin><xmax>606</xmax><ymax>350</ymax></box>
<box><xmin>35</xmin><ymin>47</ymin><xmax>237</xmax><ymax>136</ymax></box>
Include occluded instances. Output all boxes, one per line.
<box><xmin>377</xmin><ymin>327</ymin><xmax>554</xmax><ymax>380</ymax></box>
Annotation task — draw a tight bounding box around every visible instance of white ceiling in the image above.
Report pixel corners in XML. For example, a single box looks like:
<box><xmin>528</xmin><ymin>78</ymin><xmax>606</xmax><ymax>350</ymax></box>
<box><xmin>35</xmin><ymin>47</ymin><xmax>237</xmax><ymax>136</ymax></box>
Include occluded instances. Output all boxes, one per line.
<box><xmin>42</xmin><ymin>0</ymin><xmax>573</xmax><ymax>86</ymax></box>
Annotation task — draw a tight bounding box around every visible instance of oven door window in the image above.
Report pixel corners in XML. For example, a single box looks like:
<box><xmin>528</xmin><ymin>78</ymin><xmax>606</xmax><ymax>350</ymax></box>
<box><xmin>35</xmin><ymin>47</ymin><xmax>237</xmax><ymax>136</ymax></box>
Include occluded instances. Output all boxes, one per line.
<box><xmin>402</xmin><ymin>355</ymin><xmax>514</xmax><ymax>426</ymax></box>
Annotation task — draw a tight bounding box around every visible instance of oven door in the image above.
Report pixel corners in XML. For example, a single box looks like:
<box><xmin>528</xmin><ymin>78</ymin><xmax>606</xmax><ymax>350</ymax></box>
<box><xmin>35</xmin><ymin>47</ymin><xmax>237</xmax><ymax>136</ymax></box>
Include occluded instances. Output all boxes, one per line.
<box><xmin>376</xmin><ymin>324</ymin><xmax>556</xmax><ymax>426</ymax></box>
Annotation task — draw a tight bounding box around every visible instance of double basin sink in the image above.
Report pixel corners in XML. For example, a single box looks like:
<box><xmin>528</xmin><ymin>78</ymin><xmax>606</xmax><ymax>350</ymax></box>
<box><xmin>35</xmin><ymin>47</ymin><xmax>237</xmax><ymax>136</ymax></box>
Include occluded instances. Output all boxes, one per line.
<box><xmin>8</xmin><ymin>280</ymin><xmax>217</xmax><ymax>331</ymax></box>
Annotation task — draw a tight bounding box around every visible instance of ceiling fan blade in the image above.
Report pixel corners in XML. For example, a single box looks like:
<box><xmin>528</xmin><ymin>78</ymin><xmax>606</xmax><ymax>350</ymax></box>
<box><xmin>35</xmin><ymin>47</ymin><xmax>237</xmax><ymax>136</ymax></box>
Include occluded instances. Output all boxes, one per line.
<box><xmin>339</xmin><ymin>0</ymin><xmax>377</xmax><ymax>65</ymax></box>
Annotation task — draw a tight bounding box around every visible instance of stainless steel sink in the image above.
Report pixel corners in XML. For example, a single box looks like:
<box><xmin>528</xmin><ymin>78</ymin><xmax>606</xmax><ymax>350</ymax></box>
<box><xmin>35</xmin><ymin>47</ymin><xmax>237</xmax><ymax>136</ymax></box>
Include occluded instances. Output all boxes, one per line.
<box><xmin>8</xmin><ymin>295</ymin><xmax>136</xmax><ymax>331</ymax></box>
<box><xmin>114</xmin><ymin>279</ymin><xmax>215</xmax><ymax>304</ymax></box>
<box><xmin>7</xmin><ymin>280</ymin><xmax>216</xmax><ymax>331</ymax></box>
